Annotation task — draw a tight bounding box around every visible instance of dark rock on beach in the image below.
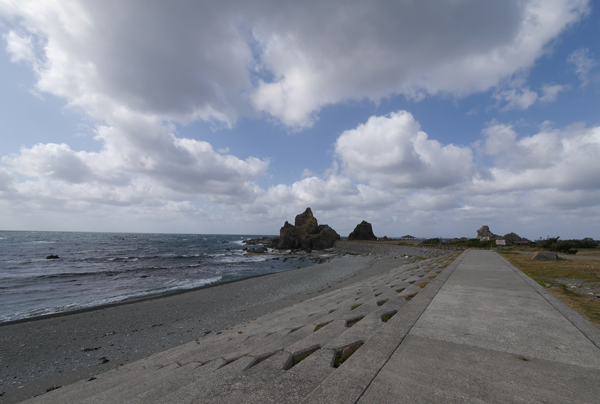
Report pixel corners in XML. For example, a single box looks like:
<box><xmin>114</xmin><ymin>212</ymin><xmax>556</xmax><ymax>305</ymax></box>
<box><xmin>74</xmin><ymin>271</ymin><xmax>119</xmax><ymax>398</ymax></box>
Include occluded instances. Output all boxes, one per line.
<box><xmin>277</xmin><ymin>208</ymin><xmax>340</xmax><ymax>251</ymax></box>
<box><xmin>46</xmin><ymin>255</ymin><xmax>60</xmax><ymax>259</ymax></box>
<box><xmin>243</xmin><ymin>237</ymin><xmax>278</xmax><ymax>247</ymax></box>
<box><xmin>348</xmin><ymin>220</ymin><xmax>377</xmax><ymax>241</ymax></box>
<box><xmin>245</xmin><ymin>246</ymin><xmax>268</xmax><ymax>254</ymax></box>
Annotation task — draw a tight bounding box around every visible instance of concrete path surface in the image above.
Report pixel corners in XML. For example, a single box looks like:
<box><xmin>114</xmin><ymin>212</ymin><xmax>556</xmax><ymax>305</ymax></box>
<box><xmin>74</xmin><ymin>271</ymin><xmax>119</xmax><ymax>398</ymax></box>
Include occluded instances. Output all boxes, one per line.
<box><xmin>356</xmin><ymin>250</ymin><xmax>600</xmax><ymax>403</ymax></box>
<box><xmin>18</xmin><ymin>250</ymin><xmax>600</xmax><ymax>403</ymax></box>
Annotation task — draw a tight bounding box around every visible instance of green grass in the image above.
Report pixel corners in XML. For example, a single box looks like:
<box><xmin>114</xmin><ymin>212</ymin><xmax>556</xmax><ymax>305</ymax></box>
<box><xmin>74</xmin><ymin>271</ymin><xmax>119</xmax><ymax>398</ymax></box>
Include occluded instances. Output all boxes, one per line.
<box><xmin>314</xmin><ymin>322</ymin><xmax>329</xmax><ymax>332</ymax></box>
<box><xmin>381</xmin><ymin>311</ymin><xmax>397</xmax><ymax>322</ymax></box>
<box><xmin>332</xmin><ymin>342</ymin><xmax>364</xmax><ymax>368</ymax></box>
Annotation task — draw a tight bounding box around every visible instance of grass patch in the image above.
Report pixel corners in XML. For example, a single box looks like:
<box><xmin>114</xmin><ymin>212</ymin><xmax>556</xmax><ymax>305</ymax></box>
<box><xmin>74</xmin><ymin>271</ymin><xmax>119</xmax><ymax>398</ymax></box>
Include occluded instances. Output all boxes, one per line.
<box><xmin>346</xmin><ymin>316</ymin><xmax>364</xmax><ymax>327</ymax></box>
<box><xmin>351</xmin><ymin>304</ymin><xmax>362</xmax><ymax>311</ymax></box>
<box><xmin>574</xmin><ymin>249</ymin><xmax>600</xmax><ymax>258</ymax></box>
<box><xmin>500</xmin><ymin>252</ymin><xmax>600</xmax><ymax>330</ymax></box>
<box><xmin>381</xmin><ymin>310</ymin><xmax>397</xmax><ymax>322</ymax></box>
<box><xmin>332</xmin><ymin>341</ymin><xmax>364</xmax><ymax>368</ymax></box>
<box><xmin>404</xmin><ymin>292</ymin><xmax>419</xmax><ymax>301</ymax></box>
<box><xmin>314</xmin><ymin>322</ymin><xmax>330</xmax><ymax>332</ymax></box>
<box><xmin>417</xmin><ymin>281</ymin><xmax>429</xmax><ymax>288</ymax></box>
<box><xmin>284</xmin><ymin>346</ymin><xmax>320</xmax><ymax>370</ymax></box>
<box><xmin>377</xmin><ymin>299</ymin><xmax>388</xmax><ymax>306</ymax></box>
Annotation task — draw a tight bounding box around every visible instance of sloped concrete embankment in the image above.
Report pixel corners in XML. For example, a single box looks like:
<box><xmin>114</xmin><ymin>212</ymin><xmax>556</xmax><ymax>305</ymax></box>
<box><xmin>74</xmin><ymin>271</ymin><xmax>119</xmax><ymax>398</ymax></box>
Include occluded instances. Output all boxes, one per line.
<box><xmin>334</xmin><ymin>240</ymin><xmax>448</xmax><ymax>259</ymax></box>
<box><xmin>19</xmin><ymin>253</ymin><xmax>459</xmax><ymax>404</ymax></box>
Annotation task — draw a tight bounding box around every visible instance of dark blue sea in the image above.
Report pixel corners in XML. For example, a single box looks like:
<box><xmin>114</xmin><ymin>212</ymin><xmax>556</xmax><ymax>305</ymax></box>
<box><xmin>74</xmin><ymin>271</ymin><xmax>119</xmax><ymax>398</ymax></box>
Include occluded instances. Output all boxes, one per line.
<box><xmin>0</xmin><ymin>231</ymin><xmax>314</xmax><ymax>323</ymax></box>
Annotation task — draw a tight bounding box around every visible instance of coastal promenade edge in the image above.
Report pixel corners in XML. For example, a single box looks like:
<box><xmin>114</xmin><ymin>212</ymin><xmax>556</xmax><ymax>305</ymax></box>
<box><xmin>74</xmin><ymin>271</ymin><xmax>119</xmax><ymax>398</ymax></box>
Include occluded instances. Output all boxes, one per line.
<box><xmin>355</xmin><ymin>250</ymin><xmax>600</xmax><ymax>403</ymax></box>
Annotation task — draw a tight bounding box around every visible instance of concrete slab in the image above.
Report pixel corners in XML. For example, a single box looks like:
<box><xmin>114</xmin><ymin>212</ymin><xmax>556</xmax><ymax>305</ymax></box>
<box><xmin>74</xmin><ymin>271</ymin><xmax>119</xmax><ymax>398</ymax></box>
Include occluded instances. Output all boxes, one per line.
<box><xmin>359</xmin><ymin>250</ymin><xmax>600</xmax><ymax>403</ymax></box>
<box><xmin>409</xmin><ymin>251</ymin><xmax>600</xmax><ymax>368</ymax></box>
<box><xmin>358</xmin><ymin>335</ymin><xmax>600</xmax><ymax>404</ymax></box>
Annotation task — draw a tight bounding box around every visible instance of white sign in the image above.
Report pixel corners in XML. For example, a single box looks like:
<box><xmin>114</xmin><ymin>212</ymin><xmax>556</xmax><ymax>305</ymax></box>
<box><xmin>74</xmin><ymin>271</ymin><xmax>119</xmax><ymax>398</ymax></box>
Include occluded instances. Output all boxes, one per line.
<box><xmin>496</xmin><ymin>239</ymin><xmax>506</xmax><ymax>246</ymax></box>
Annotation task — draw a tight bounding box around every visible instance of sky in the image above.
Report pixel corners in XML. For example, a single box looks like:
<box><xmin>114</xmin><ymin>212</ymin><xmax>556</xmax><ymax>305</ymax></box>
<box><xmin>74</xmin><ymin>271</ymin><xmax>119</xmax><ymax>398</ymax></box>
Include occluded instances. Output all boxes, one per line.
<box><xmin>0</xmin><ymin>0</ymin><xmax>599</xmax><ymax>240</ymax></box>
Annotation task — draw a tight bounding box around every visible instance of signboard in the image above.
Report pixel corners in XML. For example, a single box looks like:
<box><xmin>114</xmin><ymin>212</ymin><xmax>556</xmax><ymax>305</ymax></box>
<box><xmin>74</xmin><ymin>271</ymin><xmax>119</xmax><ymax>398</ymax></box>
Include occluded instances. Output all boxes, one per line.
<box><xmin>495</xmin><ymin>239</ymin><xmax>506</xmax><ymax>246</ymax></box>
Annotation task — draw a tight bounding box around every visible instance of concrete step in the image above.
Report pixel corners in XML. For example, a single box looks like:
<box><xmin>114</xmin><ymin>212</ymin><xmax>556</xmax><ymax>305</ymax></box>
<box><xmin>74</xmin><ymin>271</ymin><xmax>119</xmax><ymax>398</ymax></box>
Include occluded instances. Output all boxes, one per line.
<box><xmin>125</xmin><ymin>358</ymin><xmax>227</xmax><ymax>404</ymax></box>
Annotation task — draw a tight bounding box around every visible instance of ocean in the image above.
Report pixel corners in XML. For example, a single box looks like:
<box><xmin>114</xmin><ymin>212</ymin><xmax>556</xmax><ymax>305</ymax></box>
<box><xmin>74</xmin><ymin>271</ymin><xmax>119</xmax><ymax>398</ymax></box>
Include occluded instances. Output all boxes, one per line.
<box><xmin>0</xmin><ymin>231</ymin><xmax>319</xmax><ymax>324</ymax></box>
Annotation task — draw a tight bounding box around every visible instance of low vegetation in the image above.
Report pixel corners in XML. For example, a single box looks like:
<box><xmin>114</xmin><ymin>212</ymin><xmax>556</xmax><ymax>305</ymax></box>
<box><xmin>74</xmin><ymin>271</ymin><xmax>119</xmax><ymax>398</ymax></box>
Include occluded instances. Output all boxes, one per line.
<box><xmin>500</xmin><ymin>251</ymin><xmax>600</xmax><ymax>330</ymax></box>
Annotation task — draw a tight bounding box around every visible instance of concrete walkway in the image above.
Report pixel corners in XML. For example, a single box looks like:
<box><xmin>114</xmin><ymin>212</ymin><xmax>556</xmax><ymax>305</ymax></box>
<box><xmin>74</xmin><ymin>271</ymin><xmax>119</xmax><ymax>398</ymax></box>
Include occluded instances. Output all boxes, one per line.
<box><xmin>19</xmin><ymin>250</ymin><xmax>600</xmax><ymax>403</ymax></box>
<box><xmin>356</xmin><ymin>250</ymin><xmax>600</xmax><ymax>403</ymax></box>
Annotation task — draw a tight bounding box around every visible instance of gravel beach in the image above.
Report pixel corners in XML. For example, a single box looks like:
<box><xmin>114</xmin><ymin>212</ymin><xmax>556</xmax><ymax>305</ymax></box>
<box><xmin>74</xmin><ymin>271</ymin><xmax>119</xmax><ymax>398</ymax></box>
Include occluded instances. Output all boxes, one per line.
<box><xmin>0</xmin><ymin>242</ymin><xmax>436</xmax><ymax>403</ymax></box>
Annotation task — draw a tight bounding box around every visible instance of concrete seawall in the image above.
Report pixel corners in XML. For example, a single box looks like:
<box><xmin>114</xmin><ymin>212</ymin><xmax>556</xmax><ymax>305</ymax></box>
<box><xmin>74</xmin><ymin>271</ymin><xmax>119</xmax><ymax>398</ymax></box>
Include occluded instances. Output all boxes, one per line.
<box><xmin>15</xmin><ymin>250</ymin><xmax>600</xmax><ymax>403</ymax></box>
<box><xmin>334</xmin><ymin>240</ymin><xmax>448</xmax><ymax>259</ymax></box>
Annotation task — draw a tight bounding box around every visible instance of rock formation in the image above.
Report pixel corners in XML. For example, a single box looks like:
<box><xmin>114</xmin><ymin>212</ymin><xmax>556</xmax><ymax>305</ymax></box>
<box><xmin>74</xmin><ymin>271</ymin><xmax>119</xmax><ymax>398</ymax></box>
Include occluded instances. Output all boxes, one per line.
<box><xmin>477</xmin><ymin>226</ymin><xmax>528</xmax><ymax>244</ymax></box>
<box><xmin>277</xmin><ymin>208</ymin><xmax>340</xmax><ymax>251</ymax></box>
<box><xmin>503</xmin><ymin>232</ymin><xmax>527</xmax><ymax>244</ymax></box>
<box><xmin>348</xmin><ymin>220</ymin><xmax>377</xmax><ymax>241</ymax></box>
<box><xmin>476</xmin><ymin>225</ymin><xmax>500</xmax><ymax>240</ymax></box>
<box><xmin>531</xmin><ymin>251</ymin><xmax>558</xmax><ymax>261</ymax></box>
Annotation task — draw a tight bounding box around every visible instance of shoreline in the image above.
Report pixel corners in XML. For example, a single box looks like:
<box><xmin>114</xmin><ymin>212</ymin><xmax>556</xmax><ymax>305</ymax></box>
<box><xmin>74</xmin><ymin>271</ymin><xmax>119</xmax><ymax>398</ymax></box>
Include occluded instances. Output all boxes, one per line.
<box><xmin>0</xmin><ymin>248</ymin><xmax>338</xmax><ymax>327</ymax></box>
<box><xmin>0</xmin><ymin>243</ymin><xmax>446</xmax><ymax>403</ymax></box>
<box><xmin>0</xmin><ymin>263</ymin><xmax>319</xmax><ymax>328</ymax></box>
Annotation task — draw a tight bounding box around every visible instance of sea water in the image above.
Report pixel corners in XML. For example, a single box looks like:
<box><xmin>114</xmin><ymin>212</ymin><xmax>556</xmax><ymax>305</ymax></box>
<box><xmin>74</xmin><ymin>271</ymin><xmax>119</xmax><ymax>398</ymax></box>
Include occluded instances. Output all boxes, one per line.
<box><xmin>0</xmin><ymin>231</ymin><xmax>314</xmax><ymax>323</ymax></box>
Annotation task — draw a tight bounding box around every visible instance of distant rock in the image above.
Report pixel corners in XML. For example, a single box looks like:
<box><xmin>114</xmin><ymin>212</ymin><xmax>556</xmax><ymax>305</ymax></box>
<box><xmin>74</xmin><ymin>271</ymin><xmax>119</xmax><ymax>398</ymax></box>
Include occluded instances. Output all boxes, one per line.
<box><xmin>503</xmin><ymin>232</ymin><xmax>528</xmax><ymax>244</ymax></box>
<box><xmin>348</xmin><ymin>221</ymin><xmax>377</xmax><ymax>241</ymax></box>
<box><xmin>277</xmin><ymin>208</ymin><xmax>340</xmax><ymax>251</ymax></box>
<box><xmin>243</xmin><ymin>237</ymin><xmax>277</xmax><ymax>247</ymax></box>
<box><xmin>477</xmin><ymin>225</ymin><xmax>500</xmax><ymax>240</ymax></box>
<box><xmin>245</xmin><ymin>246</ymin><xmax>268</xmax><ymax>254</ymax></box>
<box><xmin>46</xmin><ymin>255</ymin><xmax>60</xmax><ymax>259</ymax></box>
<box><xmin>379</xmin><ymin>236</ymin><xmax>389</xmax><ymax>241</ymax></box>
<box><xmin>531</xmin><ymin>251</ymin><xmax>558</xmax><ymax>261</ymax></box>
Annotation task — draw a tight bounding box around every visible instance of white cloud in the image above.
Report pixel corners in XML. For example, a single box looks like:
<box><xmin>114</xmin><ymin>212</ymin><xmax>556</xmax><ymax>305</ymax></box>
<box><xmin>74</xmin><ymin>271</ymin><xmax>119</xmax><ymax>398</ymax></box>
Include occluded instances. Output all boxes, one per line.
<box><xmin>335</xmin><ymin>111</ymin><xmax>473</xmax><ymax>189</ymax></box>
<box><xmin>3</xmin><ymin>30</ymin><xmax>35</xmax><ymax>64</ymax></box>
<box><xmin>251</xmin><ymin>0</ymin><xmax>589</xmax><ymax>126</ymax></box>
<box><xmin>539</xmin><ymin>84</ymin><xmax>567</xmax><ymax>102</ymax></box>
<box><xmin>567</xmin><ymin>48</ymin><xmax>597</xmax><ymax>85</ymax></box>
<box><xmin>494</xmin><ymin>86</ymin><xmax>538</xmax><ymax>111</ymax></box>
<box><xmin>3</xmin><ymin>112</ymin><xmax>269</xmax><ymax>204</ymax></box>
<box><xmin>0</xmin><ymin>0</ymin><xmax>590</xmax><ymax>128</ymax></box>
<box><xmin>476</xmin><ymin>122</ymin><xmax>600</xmax><ymax>192</ymax></box>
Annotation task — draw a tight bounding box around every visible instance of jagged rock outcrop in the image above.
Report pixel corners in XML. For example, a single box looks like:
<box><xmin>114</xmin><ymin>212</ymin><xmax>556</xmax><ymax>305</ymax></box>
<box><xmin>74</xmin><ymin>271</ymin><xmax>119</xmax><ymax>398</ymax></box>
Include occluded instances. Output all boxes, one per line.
<box><xmin>503</xmin><ymin>232</ymin><xmax>527</xmax><ymax>244</ymax></box>
<box><xmin>477</xmin><ymin>226</ymin><xmax>528</xmax><ymax>244</ymax></box>
<box><xmin>477</xmin><ymin>225</ymin><xmax>500</xmax><ymax>240</ymax></box>
<box><xmin>277</xmin><ymin>208</ymin><xmax>340</xmax><ymax>251</ymax></box>
<box><xmin>348</xmin><ymin>221</ymin><xmax>377</xmax><ymax>241</ymax></box>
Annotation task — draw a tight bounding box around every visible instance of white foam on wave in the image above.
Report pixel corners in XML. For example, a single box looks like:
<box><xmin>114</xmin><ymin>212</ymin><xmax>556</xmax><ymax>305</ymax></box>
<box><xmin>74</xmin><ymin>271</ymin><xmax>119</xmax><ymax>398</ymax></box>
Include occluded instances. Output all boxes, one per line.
<box><xmin>1</xmin><ymin>275</ymin><xmax>224</xmax><ymax>323</ymax></box>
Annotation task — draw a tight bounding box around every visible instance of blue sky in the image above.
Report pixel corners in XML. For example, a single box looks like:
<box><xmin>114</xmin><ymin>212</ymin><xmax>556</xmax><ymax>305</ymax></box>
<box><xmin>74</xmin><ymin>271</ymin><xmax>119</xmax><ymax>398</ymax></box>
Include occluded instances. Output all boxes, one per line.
<box><xmin>0</xmin><ymin>0</ymin><xmax>599</xmax><ymax>240</ymax></box>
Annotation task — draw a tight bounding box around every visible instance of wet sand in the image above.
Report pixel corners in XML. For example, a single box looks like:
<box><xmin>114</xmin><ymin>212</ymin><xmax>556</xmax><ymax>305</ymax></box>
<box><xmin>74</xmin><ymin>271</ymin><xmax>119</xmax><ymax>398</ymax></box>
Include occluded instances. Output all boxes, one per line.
<box><xmin>0</xmin><ymin>246</ymin><xmax>412</xmax><ymax>404</ymax></box>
